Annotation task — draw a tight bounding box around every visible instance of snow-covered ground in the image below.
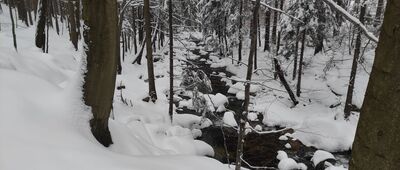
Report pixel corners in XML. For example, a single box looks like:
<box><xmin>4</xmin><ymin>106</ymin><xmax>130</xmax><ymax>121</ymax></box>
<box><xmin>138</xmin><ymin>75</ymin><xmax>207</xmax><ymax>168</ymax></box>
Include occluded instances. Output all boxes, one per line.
<box><xmin>0</xmin><ymin>3</ymin><xmax>376</xmax><ymax>169</ymax></box>
<box><xmin>223</xmin><ymin>36</ymin><xmax>374</xmax><ymax>152</ymax></box>
<box><xmin>0</xmin><ymin>7</ymin><xmax>229</xmax><ymax>170</ymax></box>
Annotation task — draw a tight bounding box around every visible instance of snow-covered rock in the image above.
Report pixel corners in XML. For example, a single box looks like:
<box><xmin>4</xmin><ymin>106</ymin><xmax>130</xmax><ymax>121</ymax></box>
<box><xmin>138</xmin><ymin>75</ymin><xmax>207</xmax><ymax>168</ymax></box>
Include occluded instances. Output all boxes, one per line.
<box><xmin>312</xmin><ymin>150</ymin><xmax>336</xmax><ymax>166</ymax></box>
<box><xmin>223</xmin><ymin>112</ymin><xmax>237</xmax><ymax>127</ymax></box>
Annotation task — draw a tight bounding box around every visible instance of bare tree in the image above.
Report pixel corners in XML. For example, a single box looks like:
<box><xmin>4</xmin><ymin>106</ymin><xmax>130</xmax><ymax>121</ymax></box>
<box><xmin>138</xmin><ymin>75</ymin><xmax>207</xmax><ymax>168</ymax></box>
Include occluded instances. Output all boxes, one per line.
<box><xmin>144</xmin><ymin>0</ymin><xmax>157</xmax><ymax>102</ymax></box>
<box><xmin>8</xmin><ymin>0</ymin><xmax>18</xmax><ymax>51</ymax></box>
<box><xmin>344</xmin><ymin>2</ymin><xmax>366</xmax><ymax>119</ymax></box>
<box><xmin>271</xmin><ymin>0</ymin><xmax>278</xmax><ymax>45</ymax></box>
<box><xmin>35</xmin><ymin>0</ymin><xmax>47</xmax><ymax>52</ymax></box>
<box><xmin>235</xmin><ymin>0</ymin><xmax>260</xmax><ymax>169</ymax></box>
<box><xmin>263</xmin><ymin>9</ymin><xmax>270</xmax><ymax>51</ymax></box>
<box><xmin>168</xmin><ymin>0</ymin><xmax>174</xmax><ymax>121</ymax></box>
<box><xmin>292</xmin><ymin>26</ymin><xmax>299</xmax><ymax>80</ymax></box>
<box><xmin>237</xmin><ymin>0</ymin><xmax>243</xmax><ymax>64</ymax></box>
<box><xmin>67</xmin><ymin>0</ymin><xmax>78</xmax><ymax>50</ymax></box>
<box><xmin>131</xmin><ymin>6</ymin><xmax>137</xmax><ymax>54</ymax></box>
<box><xmin>296</xmin><ymin>28</ymin><xmax>306</xmax><ymax>97</ymax></box>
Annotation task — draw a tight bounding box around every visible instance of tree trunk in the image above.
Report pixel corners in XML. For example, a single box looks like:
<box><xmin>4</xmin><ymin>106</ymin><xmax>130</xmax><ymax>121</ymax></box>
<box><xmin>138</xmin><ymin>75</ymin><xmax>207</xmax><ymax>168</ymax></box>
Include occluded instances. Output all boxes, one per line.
<box><xmin>258</xmin><ymin>11</ymin><xmax>261</xmax><ymax>47</ymax></box>
<box><xmin>132</xmin><ymin>38</ymin><xmax>146</xmax><ymax>65</ymax></box>
<box><xmin>132</xmin><ymin>6</ymin><xmax>138</xmax><ymax>54</ymax></box>
<box><xmin>82</xmin><ymin>0</ymin><xmax>118</xmax><ymax>147</ymax></box>
<box><xmin>344</xmin><ymin>3</ymin><xmax>366</xmax><ymax>119</ymax></box>
<box><xmin>74</xmin><ymin>0</ymin><xmax>80</xmax><ymax>39</ymax></box>
<box><xmin>271</xmin><ymin>0</ymin><xmax>278</xmax><ymax>45</ymax></box>
<box><xmin>138</xmin><ymin>6</ymin><xmax>143</xmax><ymax>44</ymax></box>
<box><xmin>168</xmin><ymin>0</ymin><xmax>174</xmax><ymax>122</ymax></box>
<box><xmin>122</xmin><ymin>32</ymin><xmax>125</xmax><ymax>62</ymax></box>
<box><xmin>116</xmin><ymin>1</ymin><xmax>126</xmax><ymax>75</ymax></box>
<box><xmin>296</xmin><ymin>29</ymin><xmax>306</xmax><ymax>97</ymax></box>
<box><xmin>292</xmin><ymin>26</ymin><xmax>299</xmax><ymax>80</ymax></box>
<box><xmin>16</xmin><ymin>0</ymin><xmax>29</xmax><ymax>27</ymax></box>
<box><xmin>237</xmin><ymin>0</ymin><xmax>243</xmax><ymax>64</ymax></box>
<box><xmin>274</xmin><ymin>58</ymin><xmax>298</xmax><ymax>105</ymax></box>
<box><xmin>350</xmin><ymin>0</ymin><xmax>400</xmax><ymax>169</ymax></box>
<box><xmin>235</xmin><ymin>0</ymin><xmax>260</xmax><ymax>169</ymax></box>
<box><xmin>276</xmin><ymin>0</ymin><xmax>284</xmax><ymax>54</ymax></box>
<box><xmin>264</xmin><ymin>9</ymin><xmax>270</xmax><ymax>51</ymax></box>
<box><xmin>373</xmin><ymin>0</ymin><xmax>384</xmax><ymax>27</ymax></box>
<box><xmin>314</xmin><ymin>0</ymin><xmax>325</xmax><ymax>55</ymax></box>
<box><xmin>68</xmin><ymin>0</ymin><xmax>78</xmax><ymax>50</ymax></box>
<box><xmin>9</xmin><ymin>1</ymin><xmax>18</xmax><ymax>51</ymax></box>
<box><xmin>35</xmin><ymin>0</ymin><xmax>47</xmax><ymax>52</ymax></box>
<box><xmin>144</xmin><ymin>0</ymin><xmax>157</xmax><ymax>102</ymax></box>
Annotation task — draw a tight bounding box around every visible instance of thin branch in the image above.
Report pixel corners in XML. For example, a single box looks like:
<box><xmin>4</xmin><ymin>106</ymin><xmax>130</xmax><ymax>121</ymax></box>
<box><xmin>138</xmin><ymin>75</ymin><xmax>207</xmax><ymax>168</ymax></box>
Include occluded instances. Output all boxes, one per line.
<box><xmin>252</xmin><ymin>0</ymin><xmax>303</xmax><ymax>23</ymax></box>
<box><xmin>322</xmin><ymin>0</ymin><xmax>379</xmax><ymax>43</ymax></box>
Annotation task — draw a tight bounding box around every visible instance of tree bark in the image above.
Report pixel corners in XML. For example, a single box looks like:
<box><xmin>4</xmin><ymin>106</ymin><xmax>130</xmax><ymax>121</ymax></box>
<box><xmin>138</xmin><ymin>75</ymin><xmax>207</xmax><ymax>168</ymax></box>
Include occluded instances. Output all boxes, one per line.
<box><xmin>132</xmin><ymin>6</ymin><xmax>138</xmax><ymax>54</ymax></box>
<box><xmin>68</xmin><ymin>0</ymin><xmax>78</xmax><ymax>50</ymax></box>
<box><xmin>271</xmin><ymin>0</ymin><xmax>278</xmax><ymax>45</ymax></box>
<box><xmin>144</xmin><ymin>0</ymin><xmax>157</xmax><ymax>102</ymax></box>
<box><xmin>35</xmin><ymin>0</ymin><xmax>47</xmax><ymax>52</ymax></box>
<box><xmin>264</xmin><ymin>9</ymin><xmax>270</xmax><ymax>51</ymax></box>
<box><xmin>373</xmin><ymin>0</ymin><xmax>384</xmax><ymax>27</ymax></box>
<box><xmin>344</xmin><ymin>3</ymin><xmax>366</xmax><ymax>119</ymax></box>
<box><xmin>314</xmin><ymin>0</ymin><xmax>325</xmax><ymax>55</ymax></box>
<box><xmin>9</xmin><ymin>0</ymin><xmax>18</xmax><ymax>51</ymax></box>
<box><xmin>292</xmin><ymin>26</ymin><xmax>299</xmax><ymax>80</ymax></box>
<box><xmin>296</xmin><ymin>29</ymin><xmax>306</xmax><ymax>97</ymax></box>
<box><xmin>237</xmin><ymin>0</ymin><xmax>243</xmax><ymax>64</ymax></box>
<box><xmin>82</xmin><ymin>0</ymin><xmax>118</xmax><ymax>147</ymax></box>
<box><xmin>235</xmin><ymin>0</ymin><xmax>260</xmax><ymax>169</ymax></box>
<box><xmin>138</xmin><ymin>6</ymin><xmax>143</xmax><ymax>44</ymax></box>
<box><xmin>350</xmin><ymin>0</ymin><xmax>400</xmax><ymax>169</ymax></box>
<box><xmin>276</xmin><ymin>0</ymin><xmax>284</xmax><ymax>54</ymax></box>
<box><xmin>168</xmin><ymin>0</ymin><xmax>174</xmax><ymax>122</ymax></box>
<box><xmin>274</xmin><ymin>58</ymin><xmax>298</xmax><ymax>105</ymax></box>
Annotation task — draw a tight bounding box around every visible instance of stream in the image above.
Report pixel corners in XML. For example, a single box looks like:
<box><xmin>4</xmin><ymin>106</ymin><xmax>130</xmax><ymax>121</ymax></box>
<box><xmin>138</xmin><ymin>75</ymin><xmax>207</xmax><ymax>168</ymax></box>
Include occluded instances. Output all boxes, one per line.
<box><xmin>173</xmin><ymin>40</ymin><xmax>351</xmax><ymax>170</ymax></box>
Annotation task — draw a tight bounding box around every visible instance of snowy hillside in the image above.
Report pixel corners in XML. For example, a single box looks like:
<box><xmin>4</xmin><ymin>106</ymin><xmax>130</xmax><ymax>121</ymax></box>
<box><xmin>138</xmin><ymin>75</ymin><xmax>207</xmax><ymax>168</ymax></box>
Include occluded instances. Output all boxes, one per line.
<box><xmin>0</xmin><ymin>6</ymin><xmax>229</xmax><ymax>170</ymax></box>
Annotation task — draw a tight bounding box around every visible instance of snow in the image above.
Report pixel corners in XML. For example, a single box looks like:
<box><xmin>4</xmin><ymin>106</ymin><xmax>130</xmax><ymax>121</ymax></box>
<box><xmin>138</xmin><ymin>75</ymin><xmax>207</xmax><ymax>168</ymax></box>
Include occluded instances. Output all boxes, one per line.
<box><xmin>0</xmin><ymin>8</ymin><xmax>229</xmax><ymax>170</ymax></box>
<box><xmin>223</xmin><ymin>111</ymin><xmax>238</xmax><ymax>127</ymax></box>
<box><xmin>205</xmin><ymin>93</ymin><xmax>229</xmax><ymax>109</ymax></box>
<box><xmin>173</xmin><ymin>114</ymin><xmax>212</xmax><ymax>129</ymax></box>
<box><xmin>285</xmin><ymin>143</ymin><xmax>292</xmax><ymax>149</ymax></box>
<box><xmin>312</xmin><ymin>150</ymin><xmax>336</xmax><ymax>166</ymax></box>
<box><xmin>326</xmin><ymin>165</ymin><xmax>347</xmax><ymax>170</ymax></box>
<box><xmin>279</xmin><ymin>135</ymin><xmax>289</xmax><ymax>141</ymax></box>
<box><xmin>0</xmin><ymin>1</ymin><xmax>379</xmax><ymax>168</ymax></box>
<box><xmin>277</xmin><ymin>151</ymin><xmax>306</xmax><ymax>170</ymax></box>
<box><xmin>247</xmin><ymin>112</ymin><xmax>258</xmax><ymax>121</ymax></box>
<box><xmin>276</xmin><ymin>150</ymin><xmax>288</xmax><ymax>160</ymax></box>
<box><xmin>323</xmin><ymin>0</ymin><xmax>379</xmax><ymax>43</ymax></box>
<box><xmin>278</xmin><ymin>158</ymin><xmax>299</xmax><ymax>170</ymax></box>
<box><xmin>292</xmin><ymin>117</ymin><xmax>357</xmax><ymax>152</ymax></box>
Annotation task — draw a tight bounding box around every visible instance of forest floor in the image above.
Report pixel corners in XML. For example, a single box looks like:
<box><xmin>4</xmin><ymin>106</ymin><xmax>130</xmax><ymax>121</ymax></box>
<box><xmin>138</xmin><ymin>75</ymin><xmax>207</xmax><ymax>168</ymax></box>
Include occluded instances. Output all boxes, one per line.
<box><xmin>0</xmin><ymin>4</ymin><xmax>376</xmax><ymax>169</ymax></box>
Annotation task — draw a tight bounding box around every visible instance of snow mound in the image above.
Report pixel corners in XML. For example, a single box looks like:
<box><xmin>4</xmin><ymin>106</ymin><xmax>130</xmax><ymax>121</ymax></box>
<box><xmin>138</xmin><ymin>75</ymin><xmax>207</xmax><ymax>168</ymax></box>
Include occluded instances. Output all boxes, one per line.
<box><xmin>312</xmin><ymin>150</ymin><xmax>335</xmax><ymax>166</ymax></box>
<box><xmin>223</xmin><ymin>111</ymin><xmax>238</xmax><ymax>127</ymax></box>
